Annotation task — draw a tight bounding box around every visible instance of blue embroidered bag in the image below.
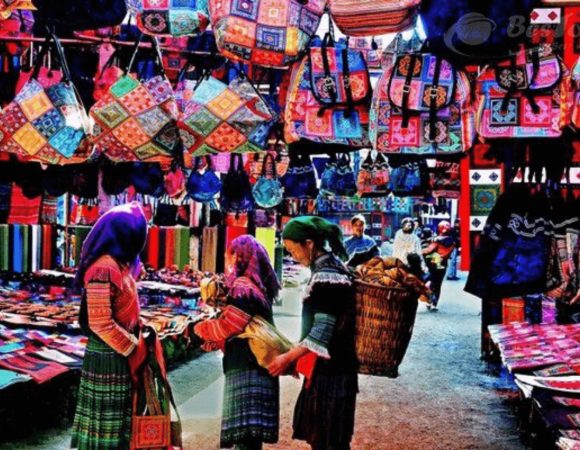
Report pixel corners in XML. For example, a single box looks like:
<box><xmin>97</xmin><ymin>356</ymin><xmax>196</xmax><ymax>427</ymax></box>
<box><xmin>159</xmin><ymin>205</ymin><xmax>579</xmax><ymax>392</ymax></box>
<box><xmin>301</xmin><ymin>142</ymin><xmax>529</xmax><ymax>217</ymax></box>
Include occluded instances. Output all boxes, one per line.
<box><xmin>281</xmin><ymin>152</ymin><xmax>319</xmax><ymax>199</ymax></box>
<box><xmin>186</xmin><ymin>156</ymin><xmax>222</xmax><ymax>203</ymax></box>
<box><xmin>252</xmin><ymin>153</ymin><xmax>283</xmax><ymax>209</ymax></box>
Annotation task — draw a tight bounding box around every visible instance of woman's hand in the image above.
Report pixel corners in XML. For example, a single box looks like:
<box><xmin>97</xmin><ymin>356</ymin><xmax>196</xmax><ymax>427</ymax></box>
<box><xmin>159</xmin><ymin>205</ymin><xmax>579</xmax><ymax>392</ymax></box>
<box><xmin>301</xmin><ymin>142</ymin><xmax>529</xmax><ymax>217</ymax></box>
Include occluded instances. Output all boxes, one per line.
<box><xmin>127</xmin><ymin>334</ymin><xmax>147</xmax><ymax>385</ymax></box>
<box><xmin>268</xmin><ymin>353</ymin><xmax>294</xmax><ymax>377</ymax></box>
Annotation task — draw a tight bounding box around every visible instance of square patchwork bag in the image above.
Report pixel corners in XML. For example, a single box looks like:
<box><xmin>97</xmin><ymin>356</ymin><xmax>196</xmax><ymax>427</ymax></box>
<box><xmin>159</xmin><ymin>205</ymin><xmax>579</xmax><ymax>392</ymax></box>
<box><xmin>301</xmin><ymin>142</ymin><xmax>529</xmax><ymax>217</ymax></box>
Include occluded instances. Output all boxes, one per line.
<box><xmin>369</xmin><ymin>52</ymin><xmax>475</xmax><ymax>155</ymax></box>
<box><xmin>284</xmin><ymin>36</ymin><xmax>372</xmax><ymax>149</ymax></box>
<box><xmin>177</xmin><ymin>67</ymin><xmax>276</xmax><ymax>156</ymax></box>
<box><xmin>90</xmin><ymin>35</ymin><xmax>181</xmax><ymax>163</ymax></box>
<box><xmin>476</xmin><ymin>44</ymin><xmax>572</xmax><ymax>140</ymax></box>
<box><xmin>209</xmin><ymin>0</ymin><xmax>326</xmax><ymax>69</ymax></box>
<box><xmin>136</xmin><ymin>0</ymin><xmax>209</xmax><ymax>37</ymax></box>
<box><xmin>0</xmin><ymin>34</ymin><xmax>93</xmax><ymax>165</ymax></box>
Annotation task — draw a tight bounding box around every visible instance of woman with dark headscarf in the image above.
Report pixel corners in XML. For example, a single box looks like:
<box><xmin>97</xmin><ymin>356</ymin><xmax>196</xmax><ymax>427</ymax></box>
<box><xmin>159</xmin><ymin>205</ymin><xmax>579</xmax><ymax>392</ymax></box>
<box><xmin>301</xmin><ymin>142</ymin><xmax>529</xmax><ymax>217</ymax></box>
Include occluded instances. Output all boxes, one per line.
<box><xmin>269</xmin><ymin>216</ymin><xmax>358</xmax><ymax>450</ymax></box>
<box><xmin>71</xmin><ymin>203</ymin><xmax>149</xmax><ymax>450</ymax></box>
<box><xmin>194</xmin><ymin>235</ymin><xmax>280</xmax><ymax>450</ymax></box>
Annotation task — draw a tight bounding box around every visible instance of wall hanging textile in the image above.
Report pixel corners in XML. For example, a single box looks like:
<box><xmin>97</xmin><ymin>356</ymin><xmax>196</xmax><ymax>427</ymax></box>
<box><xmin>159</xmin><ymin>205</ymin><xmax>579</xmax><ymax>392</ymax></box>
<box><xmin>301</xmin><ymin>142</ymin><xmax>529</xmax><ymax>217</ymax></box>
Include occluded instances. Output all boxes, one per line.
<box><xmin>280</xmin><ymin>151</ymin><xmax>318</xmax><ymax>199</ymax></box>
<box><xmin>177</xmin><ymin>68</ymin><xmax>276</xmax><ymax>156</ymax></box>
<box><xmin>476</xmin><ymin>44</ymin><xmax>572</xmax><ymax>139</ymax></box>
<box><xmin>0</xmin><ymin>35</ymin><xmax>92</xmax><ymax>165</ymax></box>
<box><xmin>329</xmin><ymin>0</ymin><xmax>421</xmax><ymax>37</ymax></box>
<box><xmin>0</xmin><ymin>224</ymin><xmax>56</xmax><ymax>272</ymax></box>
<box><xmin>419</xmin><ymin>0</ymin><xmax>538</xmax><ymax>66</ymax></box>
<box><xmin>220</xmin><ymin>154</ymin><xmax>254</xmax><ymax>212</ymax></box>
<box><xmin>252</xmin><ymin>152</ymin><xmax>283</xmax><ymax>208</ymax></box>
<box><xmin>186</xmin><ymin>156</ymin><xmax>222</xmax><ymax>203</ymax></box>
<box><xmin>90</xmin><ymin>35</ymin><xmax>181</xmax><ymax>164</ymax></box>
<box><xmin>209</xmin><ymin>0</ymin><xmax>326</xmax><ymax>69</ymax></box>
<box><xmin>370</xmin><ymin>52</ymin><xmax>475</xmax><ymax>155</ymax></box>
<box><xmin>7</xmin><ymin>184</ymin><xmax>41</xmax><ymax>225</ymax></box>
<box><xmin>284</xmin><ymin>37</ymin><xmax>372</xmax><ymax>148</ymax></box>
<box><xmin>201</xmin><ymin>225</ymin><xmax>218</xmax><ymax>273</ymax></box>
<box><xmin>136</xmin><ymin>0</ymin><xmax>209</xmax><ymax>37</ymax></box>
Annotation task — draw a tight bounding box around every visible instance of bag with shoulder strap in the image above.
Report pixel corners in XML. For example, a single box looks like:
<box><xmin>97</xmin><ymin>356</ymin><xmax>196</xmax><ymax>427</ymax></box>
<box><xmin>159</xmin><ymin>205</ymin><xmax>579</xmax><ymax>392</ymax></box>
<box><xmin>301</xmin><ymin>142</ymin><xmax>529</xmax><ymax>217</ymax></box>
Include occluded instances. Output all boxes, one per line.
<box><xmin>221</xmin><ymin>154</ymin><xmax>254</xmax><ymax>212</ymax></box>
<box><xmin>252</xmin><ymin>153</ymin><xmax>284</xmax><ymax>209</ymax></box>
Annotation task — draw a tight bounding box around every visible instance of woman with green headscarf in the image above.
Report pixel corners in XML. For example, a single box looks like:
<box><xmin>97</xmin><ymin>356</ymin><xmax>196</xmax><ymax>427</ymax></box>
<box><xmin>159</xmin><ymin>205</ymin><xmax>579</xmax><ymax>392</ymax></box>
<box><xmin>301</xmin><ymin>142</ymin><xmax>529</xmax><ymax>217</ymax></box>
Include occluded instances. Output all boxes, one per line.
<box><xmin>268</xmin><ymin>216</ymin><xmax>358</xmax><ymax>450</ymax></box>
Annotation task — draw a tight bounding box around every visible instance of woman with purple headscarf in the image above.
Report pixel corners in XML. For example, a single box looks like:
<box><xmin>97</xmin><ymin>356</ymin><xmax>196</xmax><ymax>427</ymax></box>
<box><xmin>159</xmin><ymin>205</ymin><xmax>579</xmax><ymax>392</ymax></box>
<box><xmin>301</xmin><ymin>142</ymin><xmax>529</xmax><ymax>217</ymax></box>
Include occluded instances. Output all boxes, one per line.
<box><xmin>194</xmin><ymin>235</ymin><xmax>281</xmax><ymax>450</ymax></box>
<box><xmin>71</xmin><ymin>203</ymin><xmax>149</xmax><ymax>450</ymax></box>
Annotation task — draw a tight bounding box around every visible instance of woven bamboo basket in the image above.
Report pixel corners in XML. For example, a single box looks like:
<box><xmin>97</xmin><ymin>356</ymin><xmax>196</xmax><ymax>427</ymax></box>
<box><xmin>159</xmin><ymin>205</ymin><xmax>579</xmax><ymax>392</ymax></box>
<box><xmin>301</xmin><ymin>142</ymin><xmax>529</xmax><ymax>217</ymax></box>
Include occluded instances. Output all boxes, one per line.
<box><xmin>354</xmin><ymin>280</ymin><xmax>419</xmax><ymax>378</ymax></box>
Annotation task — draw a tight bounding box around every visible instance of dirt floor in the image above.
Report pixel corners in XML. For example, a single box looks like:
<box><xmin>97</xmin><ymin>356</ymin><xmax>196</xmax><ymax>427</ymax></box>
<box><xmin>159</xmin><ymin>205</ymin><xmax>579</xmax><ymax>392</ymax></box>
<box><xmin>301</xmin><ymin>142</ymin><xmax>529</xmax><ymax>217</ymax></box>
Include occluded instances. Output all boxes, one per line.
<box><xmin>1</xmin><ymin>271</ymin><xmax>526</xmax><ymax>450</ymax></box>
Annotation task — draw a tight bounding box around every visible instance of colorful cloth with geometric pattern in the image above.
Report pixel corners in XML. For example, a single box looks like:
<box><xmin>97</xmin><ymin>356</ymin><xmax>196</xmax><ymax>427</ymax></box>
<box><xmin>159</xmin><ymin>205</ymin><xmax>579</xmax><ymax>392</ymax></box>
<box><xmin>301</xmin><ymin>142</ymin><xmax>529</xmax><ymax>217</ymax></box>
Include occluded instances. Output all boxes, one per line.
<box><xmin>476</xmin><ymin>44</ymin><xmax>572</xmax><ymax>139</ymax></box>
<box><xmin>90</xmin><ymin>73</ymin><xmax>181</xmax><ymax>163</ymax></box>
<box><xmin>369</xmin><ymin>52</ymin><xmax>475</xmax><ymax>155</ymax></box>
<box><xmin>284</xmin><ymin>41</ymin><xmax>372</xmax><ymax>148</ymax></box>
<box><xmin>177</xmin><ymin>73</ymin><xmax>276</xmax><ymax>155</ymax></box>
<box><xmin>0</xmin><ymin>78</ymin><xmax>93</xmax><ymax>164</ymax></box>
<box><xmin>136</xmin><ymin>0</ymin><xmax>209</xmax><ymax>37</ymax></box>
<box><xmin>571</xmin><ymin>56</ymin><xmax>580</xmax><ymax>130</ymax></box>
<box><xmin>209</xmin><ymin>0</ymin><xmax>326</xmax><ymax>69</ymax></box>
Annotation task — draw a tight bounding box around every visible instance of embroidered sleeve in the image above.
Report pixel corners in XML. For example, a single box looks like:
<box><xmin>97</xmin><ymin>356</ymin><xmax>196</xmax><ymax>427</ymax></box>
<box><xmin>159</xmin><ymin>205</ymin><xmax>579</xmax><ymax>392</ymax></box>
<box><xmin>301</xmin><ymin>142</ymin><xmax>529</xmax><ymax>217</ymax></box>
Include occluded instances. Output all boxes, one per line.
<box><xmin>194</xmin><ymin>305</ymin><xmax>252</xmax><ymax>344</ymax></box>
<box><xmin>85</xmin><ymin>281</ymin><xmax>138</xmax><ymax>357</ymax></box>
<box><xmin>299</xmin><ymin>312</ymin><xmax>336</xmax><ymax>360</ymax></box>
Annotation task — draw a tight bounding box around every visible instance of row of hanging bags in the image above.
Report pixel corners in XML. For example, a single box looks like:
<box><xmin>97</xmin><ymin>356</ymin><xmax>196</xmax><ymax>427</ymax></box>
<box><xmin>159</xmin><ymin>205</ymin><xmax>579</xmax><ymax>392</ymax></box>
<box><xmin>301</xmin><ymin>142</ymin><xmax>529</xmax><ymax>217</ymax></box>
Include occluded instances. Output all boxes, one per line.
<box><xmin>177</xmin><ymin>64</ymin><xmax>276</xmax><ymax>156</ymax></box>
<box><xmin>284</xmin><ymin>25</ymin><xmax>372</xmax><ymax>150</ymax></box>
<box><xmin>370</xmin><ymin>31</ymin><xmax>475</xmax><ymax>156</ymax></box>
<box><xmin>475</xmin><ymin>44</ymin><xmax>573</xmax><ymax>140</ymax></box>
<box><xmin>90</xmin><ymin>34</ymin><xmax>182</xmax><ymax>163</ymax></box>
<box><xmin>0</xmin><ymin>33</ymin><xmax>93</xmax><ymax>165</ymax></box>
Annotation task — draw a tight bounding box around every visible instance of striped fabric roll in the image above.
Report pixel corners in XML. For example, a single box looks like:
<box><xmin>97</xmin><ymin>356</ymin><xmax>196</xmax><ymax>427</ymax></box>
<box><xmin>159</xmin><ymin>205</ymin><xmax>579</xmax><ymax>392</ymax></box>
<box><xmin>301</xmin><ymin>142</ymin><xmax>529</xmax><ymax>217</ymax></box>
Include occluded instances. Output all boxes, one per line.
<box><xmin>329</xmin><ymin>0</ymin><xmax>421</xmax><ymax>36</ymax></box>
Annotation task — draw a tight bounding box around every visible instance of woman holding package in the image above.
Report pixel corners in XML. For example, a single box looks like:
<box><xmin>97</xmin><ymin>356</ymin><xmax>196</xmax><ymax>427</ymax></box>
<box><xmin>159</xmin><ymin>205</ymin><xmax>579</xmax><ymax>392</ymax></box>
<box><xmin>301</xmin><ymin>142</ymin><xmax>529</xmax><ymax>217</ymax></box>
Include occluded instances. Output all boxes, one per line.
<box><xmin>194</xmin><ymin>235</ymin><xmax>280</xmax><ymax>450</ymax></box>
<box><xmin>71</xmin><ymin>203</ymin><xmax>149</xmax><ymax>450</ymax></box>
<box><xmin>269</xmin><ymin>216</ymin><xmax>358</xmax><ymax>450</ymax></box>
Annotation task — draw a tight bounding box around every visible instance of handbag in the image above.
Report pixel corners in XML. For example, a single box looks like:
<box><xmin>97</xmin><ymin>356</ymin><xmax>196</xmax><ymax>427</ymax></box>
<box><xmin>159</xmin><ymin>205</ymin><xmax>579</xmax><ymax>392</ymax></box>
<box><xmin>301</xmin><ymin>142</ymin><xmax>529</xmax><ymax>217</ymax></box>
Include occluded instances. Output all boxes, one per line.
<box><xmin>209</xmin><ymin>0</ymin><xmax>326</xmax><ymax>69</ymax></box>
<box><xmin>322</xmin><ymin>153</ymin><xmax>357</xmax><ymax>197</ymax></box>
<box><xmin>136</xmin><ymin>0</ymin><xmax>209</xmax><ymax>37</ymax></box>
<box><xmin>370</xmin><ymin>51</ymin><xmax>475</xmax><ymax>155</ymax></box>
<box><xmin>90</xmin><ymin>35</ymin><xmax>181</xmax><ymax>163</ymax></box>
<box><xmin>252</xmin><ymin>153</ymin><xmax>284</xmax><ymax>209</ymax></box>
<box><xmin>237</xmin><ymin>315</ymin><xmax>293</xmax><ymax>369</ymax></box>
<box><xmin>388</xmin><ymin>158</ymin><xmax>428</xmax><ymax>197</ymax></box>
<box><xmin>285</xmin><ymin>34</ymin><xmax>372</xmax><ymax>149</ymax></box>
<box><xmin>186</xmin><ymin>156</ymin><xmax>222</xmax><ymax>203</ymax></box>
<box><xmin>0</xmin><ymin>34</ymin><xmax>92</xmax><ymax>165</ymax></box>
<box><xmin>281</xmin><ymin>152</ymin><xmax>319</xmax><ymax>199</ymax></box>
<box><xmin>357</xmin><ymin>152</ymin><xmax>390</xmax><ymax>196</ymax></box>
<box><xmin>177</xmin><ymin>67</ymin><xmax>276</xmax><ymax>156</ymax></box>
<box><xmin>476</xmin><ymin>44</ymin><xmax>572</xmax><ymax>140</ymax></box>
<box><xmin>220</xmin><ymin>154</ymin><xmax>254</xmax><ymax>212</ymax></box>
<box><xmin>329</xmin><ymin>0</ymin><xmax>421</xmax><ymax>37</ymax></box>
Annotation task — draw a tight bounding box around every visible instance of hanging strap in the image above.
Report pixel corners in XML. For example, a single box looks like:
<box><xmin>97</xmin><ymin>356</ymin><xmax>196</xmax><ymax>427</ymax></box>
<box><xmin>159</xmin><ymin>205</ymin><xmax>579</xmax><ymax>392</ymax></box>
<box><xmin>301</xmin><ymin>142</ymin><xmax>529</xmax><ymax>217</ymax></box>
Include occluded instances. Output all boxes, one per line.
<box><xmin>32</xmin><ymin>34</ymin><xmax>72</xmax><ymax>83</ymax></box>
<box><xmin>341</xmin><ymin>46</ymin><xmax>354</xmax><ymax>118</ymax></box>
<box><xmin>401</xmin><ymin>54</ymin><xmax>420</xmax><ymax>128</ymax></box>
<box><xmin>428</xmin><ymin>56</ymin><xmax>443</xmax><ymax>143</ymax></box>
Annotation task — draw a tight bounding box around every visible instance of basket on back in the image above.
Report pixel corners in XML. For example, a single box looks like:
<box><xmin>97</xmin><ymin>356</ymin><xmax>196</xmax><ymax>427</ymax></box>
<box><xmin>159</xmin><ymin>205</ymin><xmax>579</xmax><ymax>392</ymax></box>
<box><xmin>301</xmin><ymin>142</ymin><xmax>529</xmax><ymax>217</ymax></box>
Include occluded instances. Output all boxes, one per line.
<box><xmin>354</xmin><ymin>257</ymin><xmax>424</xmax><ymax>378</ymax></box>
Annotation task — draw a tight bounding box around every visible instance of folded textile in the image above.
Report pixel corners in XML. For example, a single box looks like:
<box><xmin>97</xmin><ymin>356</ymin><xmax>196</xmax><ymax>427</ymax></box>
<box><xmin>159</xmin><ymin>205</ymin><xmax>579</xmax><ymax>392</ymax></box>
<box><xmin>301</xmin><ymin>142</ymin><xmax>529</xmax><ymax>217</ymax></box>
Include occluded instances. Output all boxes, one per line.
<box><xmin>0</xmin><ymin>369</ymin><xmax>32</xmax><ymax>389</ymax></box>
<box><xmin>0</xmin><ymin>353</ymin><xmax>68</xmax><ymax>383</ymax></box>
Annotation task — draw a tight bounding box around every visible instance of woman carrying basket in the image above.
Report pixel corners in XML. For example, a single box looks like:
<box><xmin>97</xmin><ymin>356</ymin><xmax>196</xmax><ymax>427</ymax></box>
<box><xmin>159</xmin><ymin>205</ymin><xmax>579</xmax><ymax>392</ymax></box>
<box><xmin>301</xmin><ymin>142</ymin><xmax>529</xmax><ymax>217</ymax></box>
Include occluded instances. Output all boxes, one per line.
<box><xmin>269</xmin><ymin>216</ymin><xmax>358</xmax><ymax>450</ymax></box>
<box><xmin>194</xmin><ymin>235</ymin><xmax>281</xmax><ymax>450</ymax></box>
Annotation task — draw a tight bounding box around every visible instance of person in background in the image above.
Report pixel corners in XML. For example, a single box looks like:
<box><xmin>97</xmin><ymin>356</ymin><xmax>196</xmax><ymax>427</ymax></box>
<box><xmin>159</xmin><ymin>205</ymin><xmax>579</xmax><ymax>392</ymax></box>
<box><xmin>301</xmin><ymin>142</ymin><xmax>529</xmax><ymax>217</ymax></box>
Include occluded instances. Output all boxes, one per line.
<box><xmin>423</xmin><ymin>220</ymin><xmax>456</xmax><ymax>311</ymax></box>
<box><xmin>71</xmin><ymin>203</ymin><xmax>149</xmax><ymax>450</ymax></box>
<box><xmin>393</xmin><ymin>217</ymin><xmax>427</xmax><ymax>272</ymax></box>
<box><xmin>344</xmin><ymin>214</ymin><xmax>379</xmax><ymax>269</ymax></box>
<box><xmin>269</xmin><ymin>216</ymin><xmax>358</xmax><ymax>450</ymax></box>
<box><xmin>194</xmin><ymin>235</ymin><xmax>280</xmax><ymax>450</ymax></box>
<box><xmin>446</xmin><ymin>220</ymin><xmax>461</xmax><ymax>281</ymax></box>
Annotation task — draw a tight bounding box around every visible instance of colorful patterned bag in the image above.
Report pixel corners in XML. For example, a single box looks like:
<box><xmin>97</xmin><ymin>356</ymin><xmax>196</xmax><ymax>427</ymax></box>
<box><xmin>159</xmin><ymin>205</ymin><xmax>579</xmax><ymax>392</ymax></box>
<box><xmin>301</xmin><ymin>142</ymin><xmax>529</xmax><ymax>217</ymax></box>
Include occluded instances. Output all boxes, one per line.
<box><xmin>572</xmin><ymin>56</ymin><xmax>580</xmax><ymax>130</ymax></box>
<box><xmin>0</xmin><ymin>34</ymin><xmax>93</xmax><ymax>165</ymax></box>
<box><xmin>476</xmin><ymin>44</ymin><xmax>572</xmax><ymax>140</ymax></box>
<box><xmin>90</xmin><ymin>36</ymin><xmax>181</xmax><ymax>163</ymax></box>
<box><xmin>281</xmin><ymin>151</ymin><xmax>318</xmax><ymax>199</ymax></box>
<box><xmin>177</xmin><ymin>68</ymin><xmax>276</xmax><ymax>156</ymax></box>
<box><xmin>357</xmin><ymin>152</ymin><xmax>389</xmax><ymax>196</ymax></box>
<box><xmin>284</xmin><ymin>37</ymin><xmax>372</xmax><ymax>149</ymax></box>
<box><xmin>370</xmin><ymin>52</ymin><xmax>475</xmax><ymax>155</ymax></box>
<box><xmin>136</xmin><ymin>0</ymin><xmax>209</xmax><ymax>37</ymax></box>
<box><xmin>209</xmin><ymin>0</ymin><xmax>326</xmax><ymax>69</ymax></box>
<box><xmin>252</xmin><ymin>152</ymin><xmax>283</xmax><ymax>208</ymax></box>
<box><xmin>221</xmin><ymin>154</ymin><xmax>255</xmax><ymax>212</ymax></box>
<box><xmin>329</xmin><ymin>0</ymin><xmax>421</xmax><ymax>37</ymax></box>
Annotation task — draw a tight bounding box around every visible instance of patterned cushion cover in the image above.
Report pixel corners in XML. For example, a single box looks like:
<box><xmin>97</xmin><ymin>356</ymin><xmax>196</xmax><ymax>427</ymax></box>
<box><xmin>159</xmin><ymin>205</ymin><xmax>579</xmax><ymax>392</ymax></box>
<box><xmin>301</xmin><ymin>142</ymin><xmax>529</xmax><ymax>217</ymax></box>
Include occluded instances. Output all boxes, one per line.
<box><xmin>136</xmin><ymin>0</ymin><xmax>209</xmax><ymax>37</ymax></box>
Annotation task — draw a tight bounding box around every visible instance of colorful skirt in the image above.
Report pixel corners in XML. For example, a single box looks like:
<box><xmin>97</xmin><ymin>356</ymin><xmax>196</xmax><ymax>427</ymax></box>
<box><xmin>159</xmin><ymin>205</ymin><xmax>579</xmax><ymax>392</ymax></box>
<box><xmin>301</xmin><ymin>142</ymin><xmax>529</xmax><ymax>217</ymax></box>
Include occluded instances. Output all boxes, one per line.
<box><xmin>221</xmin><ymin>368</ymin><xmax>280</xmax><ymax>448</ymax></box>
<box><xmin>71</xmin><ymin>335</ymin><xmax>132</xmax><ymax>450</ymax></box>
<box><xmin>293</xmin><ymin>372</ymin><xmax>358</xmax><ymax>449</ymax></box>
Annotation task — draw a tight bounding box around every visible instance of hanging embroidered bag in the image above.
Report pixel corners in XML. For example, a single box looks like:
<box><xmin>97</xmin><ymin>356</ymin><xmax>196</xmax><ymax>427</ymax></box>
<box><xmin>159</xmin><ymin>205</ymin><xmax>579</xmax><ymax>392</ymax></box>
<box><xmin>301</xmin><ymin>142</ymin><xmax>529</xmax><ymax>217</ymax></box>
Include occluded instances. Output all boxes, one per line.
<box><xmin>186</xmin><ymin>156</ymin><xmax>223</xmax><ymax>203</ymax></box>
<box><xmin>136</xmin><ymin>0</ymin><xmax>209</xmax><ymax>37</ymax></box>
<box><xmin>476</xmin><ymin>44</ymin><xmax>572</xmax><ymax>140</ymax></box>
<box><xmin>0</xmin><ymin>34</ymin><xmax>93</xmax><ymax>165</ymax></box>
<box><xmin>221</xmin><ymin>153</ymin><xmax>254</xmax><ymax>212</ymax></box>
<box><xmin>370</xmin><ymin>52</ymin><xmax>475</xmax><ymax>155</ymax></box>
<box><xmin>284</xmin><ymin>36</ymin><xmax>372</xmax><ymax>148</ymax></box>
<box><xmin>177</xmin><ymin>68</ymin><xmax>276</xmax><ymax>156</ymax></box>
<box><xmin>329</xmin><ymin>0</ymin><xmax>421</xmax><ymax>37</ymax></box>
<box><xmin>90</xmin><ymin>35</ymin><xmax>181</xmax><ymax>163</ymax></box>
<box><xmin>281</xmin><ymin>151</ymin><xmax>318</xmax><ymax>199</ymax></box>
<box><xmin>571</xmin><ymin>56</ymin><xmax>580</xmax><ymax>130</ymax></box>
<box><xmin>209</xmin><ymin>0</ymin><xmax>326</xmax><ymax>69</ymax></box>
<box><xmin>252</xmin><ymin>153</ymin><xmax>283</xmax><ymax>208</ymax></box>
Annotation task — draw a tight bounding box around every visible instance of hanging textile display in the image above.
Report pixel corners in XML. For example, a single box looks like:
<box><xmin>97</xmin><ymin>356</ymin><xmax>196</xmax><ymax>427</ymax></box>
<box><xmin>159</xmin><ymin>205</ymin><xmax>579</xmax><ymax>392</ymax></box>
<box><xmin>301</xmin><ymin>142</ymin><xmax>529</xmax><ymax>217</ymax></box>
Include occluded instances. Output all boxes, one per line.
<box><xmin>0</xmin><ymin>34</ymin><xmax>93</xmax><ymax>165</ymax></box>
<box><xmin>201</xmin><ymin>226</ymin><xmax>218</xmax><ymax>273</ymax></box>
<box><xmin>370</xmin><ymin>52</ymin><xmax>475</xmax><ymax>155</ymax></box>
<box><xmin>284</xmin><ymin>37</ymin><xmax>372</xmax><ymax>148</ymax></box>
<box><xmin>7</xmin><ymin>184</ymin><xmax>41</xmax><ymax>225</ymax></box>
<box><xmin>209</xmin><ymin>0</ymin><xmax>326</xmax><ymax>69</ymax></box>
